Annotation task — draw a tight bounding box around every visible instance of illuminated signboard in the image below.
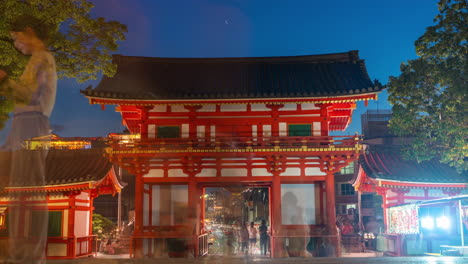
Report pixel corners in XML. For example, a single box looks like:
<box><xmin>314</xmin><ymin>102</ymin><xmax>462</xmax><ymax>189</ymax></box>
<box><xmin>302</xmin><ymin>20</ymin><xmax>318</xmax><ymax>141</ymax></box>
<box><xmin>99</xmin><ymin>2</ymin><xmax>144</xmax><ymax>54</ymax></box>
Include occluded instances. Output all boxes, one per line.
<box><xmin>388</xmin><ymin>204</ymin><xmax>419</xmax><ymax>234</ymax></box>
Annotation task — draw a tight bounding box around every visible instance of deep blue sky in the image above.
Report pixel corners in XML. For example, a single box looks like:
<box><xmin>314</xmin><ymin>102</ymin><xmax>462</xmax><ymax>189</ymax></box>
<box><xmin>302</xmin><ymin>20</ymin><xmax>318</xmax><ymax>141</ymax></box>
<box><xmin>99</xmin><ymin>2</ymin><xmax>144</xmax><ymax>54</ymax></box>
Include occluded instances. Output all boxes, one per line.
<box><xmin>0</xmin><ymin>0</ymin><xmax>440</xmax><ymax>141</ymax></box>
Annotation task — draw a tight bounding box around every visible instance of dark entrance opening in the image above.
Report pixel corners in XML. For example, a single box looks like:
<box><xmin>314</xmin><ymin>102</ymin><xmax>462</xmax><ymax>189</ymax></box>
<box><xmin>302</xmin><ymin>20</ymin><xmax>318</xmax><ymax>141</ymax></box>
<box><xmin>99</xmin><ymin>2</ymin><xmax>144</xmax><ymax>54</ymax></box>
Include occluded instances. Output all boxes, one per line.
<box><xmin>203</xmin><ymin>186</ymin><xmax>270</xmax><ymax>256</ymax></box>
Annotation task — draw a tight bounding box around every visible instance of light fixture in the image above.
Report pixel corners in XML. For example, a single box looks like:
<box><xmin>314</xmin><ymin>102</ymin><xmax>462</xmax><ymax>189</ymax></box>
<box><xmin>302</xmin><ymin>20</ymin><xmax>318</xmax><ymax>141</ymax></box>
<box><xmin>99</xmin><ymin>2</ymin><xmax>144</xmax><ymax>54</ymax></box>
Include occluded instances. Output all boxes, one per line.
<box><xmin>421</xmin><ymin>216</ymin><xmax>434</xmax><ymax>230</ymax></box>
<box><xmin>436</xmin><ymin>216</ymin><xmax>450</xmax><ymax>229</ymax></box>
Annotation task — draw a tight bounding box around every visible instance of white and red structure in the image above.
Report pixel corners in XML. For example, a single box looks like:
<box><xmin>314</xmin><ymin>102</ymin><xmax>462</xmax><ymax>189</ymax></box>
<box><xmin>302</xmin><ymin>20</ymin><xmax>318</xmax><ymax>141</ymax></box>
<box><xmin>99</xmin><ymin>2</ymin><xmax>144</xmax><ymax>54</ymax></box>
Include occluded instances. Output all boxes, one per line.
<box><xmin>353</xmin><ymin>149</ymin><xmax>468</xmax><ymax>255</ymax></box>
<box><xmin>0</xmin><ymin>149</ymin><xmax>123</xmax><ymax>259</ymax></box>
<box><xmin>81</xmin><ymin>51</ymin><xmax>383</xmax><ymax>257</ymax></box>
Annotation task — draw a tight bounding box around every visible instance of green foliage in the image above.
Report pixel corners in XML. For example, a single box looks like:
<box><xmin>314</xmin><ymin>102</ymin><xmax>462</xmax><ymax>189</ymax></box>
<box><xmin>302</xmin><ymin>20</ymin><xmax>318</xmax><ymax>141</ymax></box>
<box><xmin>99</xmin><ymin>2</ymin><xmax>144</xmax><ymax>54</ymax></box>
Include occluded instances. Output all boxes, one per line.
<box><xmin>92</xmin><ymin>213</ymin><xmax>116</xmax><ymax>237</ymax></box>
<box><xmin>0</xmin><ymin>0</ymin><xmax>127</xmax><ymax>129</ymax></box>
<box><xmin>388</xmin><ymin>0</ymin><xmax>467</xmax><ymax>172</ymax></box>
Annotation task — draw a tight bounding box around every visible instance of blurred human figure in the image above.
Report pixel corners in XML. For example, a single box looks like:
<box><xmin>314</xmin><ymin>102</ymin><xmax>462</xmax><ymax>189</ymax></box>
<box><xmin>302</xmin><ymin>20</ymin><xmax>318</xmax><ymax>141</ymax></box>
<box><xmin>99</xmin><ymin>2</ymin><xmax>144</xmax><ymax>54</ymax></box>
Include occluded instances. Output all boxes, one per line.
<box><xmin>365</xmin><ymin>216</ymin><xmax>379</xmax><ymax>235</ymax></box>
<box><xmin>248</xmin><ymin>221</ymin><xmax>257</xmax><ymax>254</ymax></box>
<box><xmin>99</xmin><ymin>238</ymin><xmax>109</xmax><ymax>253</ymax></box>
<box><xmin>238</xmin><ymin>222</ymin><xmax>249</xmax><ymax>255</ymax></box>
<box><xmin>341</xmin><ymin>220</ymin><xmax>354</xmax><ymax>235</ymax></box>
<box><xmin>105</xmin><ymin>239</ymin><xmax>115</xmax><ymax>255</ymax></box>
<box><xmin>111</xmin><ymin>239</ymin><xmax>121</xmax><ymax>255</ymax></box>
<box><xmin>0</xmin><ymin>14</ymin><xmax>57</xmax><ymax>264</ymax></box>
<box><xmin>224</xmin><ymin>225</ymin><xmax>235</xmax><ymax>255</ymax></box>
<box><xmin>259</xmin><ymin>220</ymin><xmax>269</xmax><ymax>255</ymax></box>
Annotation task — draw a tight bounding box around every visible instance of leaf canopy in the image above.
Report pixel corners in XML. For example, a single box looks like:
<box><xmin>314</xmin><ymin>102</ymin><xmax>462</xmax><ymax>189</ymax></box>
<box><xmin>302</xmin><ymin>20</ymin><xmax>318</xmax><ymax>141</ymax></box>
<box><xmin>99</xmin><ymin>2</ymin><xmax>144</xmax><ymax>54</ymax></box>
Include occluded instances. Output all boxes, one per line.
<box><xmin>0</xmin><ymin>0</ymin><xmax>127</xmax><ymax>129</ymax></box>
<box><xmin>388</xmin><ymin>0</ymin><xmax>467</xmax><ymax>172</ymax></box>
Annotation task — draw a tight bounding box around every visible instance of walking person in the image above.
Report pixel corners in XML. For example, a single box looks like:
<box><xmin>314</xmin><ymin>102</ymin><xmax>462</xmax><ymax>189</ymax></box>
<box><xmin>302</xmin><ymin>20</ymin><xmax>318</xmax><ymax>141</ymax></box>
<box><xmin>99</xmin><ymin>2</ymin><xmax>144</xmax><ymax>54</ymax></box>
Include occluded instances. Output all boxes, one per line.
<box><xmin>238</xmin><ymin>222</ymin><xmax>249</xmax><ymax>255</ymax></box>
<box><xmin>0</xmin><ymin>14</ymin><xmax>57</xmax><ymax>264</ymax></box>
<box><xmin>248</xmin><ymin>222</ymin><xmax>257</xmax><ymax>254</ymax></box>
<box><xmin>259</xmin><ymin>220</ymin><xmax>269</xmax><ymax>255</ymax></box>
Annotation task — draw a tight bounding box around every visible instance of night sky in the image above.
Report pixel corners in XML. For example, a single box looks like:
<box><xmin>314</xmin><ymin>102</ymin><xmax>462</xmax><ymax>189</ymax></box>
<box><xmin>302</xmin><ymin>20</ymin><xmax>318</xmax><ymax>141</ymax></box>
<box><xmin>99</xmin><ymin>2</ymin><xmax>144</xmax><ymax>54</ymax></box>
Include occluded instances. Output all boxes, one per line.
<box><xmin>0</xmin><ymin>0</ymin><xmax>439</xmax><ymax>142</ymax></box>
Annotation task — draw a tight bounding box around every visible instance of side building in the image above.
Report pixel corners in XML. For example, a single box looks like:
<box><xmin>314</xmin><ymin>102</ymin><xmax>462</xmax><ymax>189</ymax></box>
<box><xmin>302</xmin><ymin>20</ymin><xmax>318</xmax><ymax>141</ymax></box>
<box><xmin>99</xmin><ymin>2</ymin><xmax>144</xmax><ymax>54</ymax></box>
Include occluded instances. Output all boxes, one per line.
<box><xmin>0</xmin><ymin>149</ymin><xmax>123</xmax><ymax>259</ymax></box>
<box><xmin>353</xmin><ymin>110</ymin><xmax>468</xmax><ymax>256</ymax></box>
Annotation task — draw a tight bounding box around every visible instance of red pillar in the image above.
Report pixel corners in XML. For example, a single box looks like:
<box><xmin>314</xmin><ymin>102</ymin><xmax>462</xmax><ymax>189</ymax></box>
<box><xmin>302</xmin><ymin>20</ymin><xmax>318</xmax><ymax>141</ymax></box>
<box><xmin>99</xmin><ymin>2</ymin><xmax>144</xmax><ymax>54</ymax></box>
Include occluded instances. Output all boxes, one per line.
<box><xmin>133</xmin><ymin>174</ymin><xmax>144</xmax><ymax>257</ymax></box>
<box><xmin>68</xmin><ymin>192</ymin><xmax>77</xmax><ymax>258</ymax></box>
<box><xmin>188</xmin><ymin>178</ymin><xmax>198</xmax><ymax>257</ymax></box>
<box><xmin>139</xmin><ymin>108</ymin><xmax>149</xmax><ymax>140</ymax></box>
<box><xmin>319</xmin><ymin>104</ymin><xmax>331</xmax><ymax>136</ymax></box>
<box><xmin>270</xmin><ymin>172</ymin><xmax>284</xmax><ymax>257</ymax></box>
<box><xmin>325</xmin><ymin>172</ymin><xmax>340</xmax><ymax>256</ymax></box>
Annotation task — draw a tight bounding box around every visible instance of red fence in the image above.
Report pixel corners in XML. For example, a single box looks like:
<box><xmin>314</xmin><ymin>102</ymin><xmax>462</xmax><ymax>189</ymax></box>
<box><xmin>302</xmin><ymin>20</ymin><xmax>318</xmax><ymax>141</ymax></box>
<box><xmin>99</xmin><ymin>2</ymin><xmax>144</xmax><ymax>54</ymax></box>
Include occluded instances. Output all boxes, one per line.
<box><xmin>108</xmin><ymin>135</ymin><xmax>361</xmax><ymax>153</ymax></box>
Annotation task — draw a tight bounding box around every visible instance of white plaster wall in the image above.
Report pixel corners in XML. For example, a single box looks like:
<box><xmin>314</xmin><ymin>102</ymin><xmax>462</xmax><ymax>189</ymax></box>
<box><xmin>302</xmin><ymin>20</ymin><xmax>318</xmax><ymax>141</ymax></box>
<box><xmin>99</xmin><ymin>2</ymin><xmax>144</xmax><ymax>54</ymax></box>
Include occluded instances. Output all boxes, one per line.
<box><xmin>197</xmin><ymin>168</ymin><xmax>217</xmax><ymax>177</ymax></box>
<box><xmin>181</xmin><ymin>124</ymin><xmax>189</xmax><ymax>138</ymax></box>
<box><xmin>279</xmin><ymin>104</ymin><xmax>297</xmax><ymax>111</ymax></box>
<box><xmin>221</xmin><ymin>168</ymin><xmax>247</xmax><ymax>177</ymax></box>
<box><xmin>199</xmin><ymin>105</ymin><xmax>216</xmax><ymax>112</ymax></box>
<box><xmin>74</xmin><ymin>210</ymin><xmax>90</xmax><ymax>237</ymax></box>
<box><xmin>76</xmin><ymin>192</ymin><xmax>89</xmax><ymax>200</ymax></box>
<box><xmin>305</xmin><ymin>167</ymin><xmax>326</xmax><ymax>176</ymax></box>
<box><xmin>148</xmin><ymin>124</ymin><xmax>156</xmax><ymax>139</ymax></box>
<box><xmin>197</xmin><ymin>125</ymin><xmax>205</xmax><ymax>138</ymax></box>
<box><xmin>263</xmin><ymin>125</ymin><xmax>271</xmax><ymax>137</ymax></box>
<box><xmin>279</xmin><ymin>122</ymin><xmax>287</xmax><ymax>136</ymax></box>
<box><xmin>210</xmin><ymin>125</ymin><xmax>216</xmax><ymax>138</ymax></box>
<box><xmin>252</xmin><ymin>168</ymin><xmax>273</xmax><ymax>176</ymax></box>
<box><xmin>386</xmin><ymin>189</ymin><xmax>398</xmax><ymax>198</ymax></box>
<box><xmin>220</xmin><ymin>104</ymin><xmax>247</xmax><ymax>112</ymax></box>
<box><xmin>171</xmin><ymin>105</ymin><xmax>189</xmax><ymax>112</ymax></box>
<box><xmin>280</xmin><ymin>168</ymin><xmax>301</xmax><ymax>176</ymax></box>
<box><xmin>428</xmin><ymin>189</ymin><xmax>448</xmax><ymax>197</ymax></box>
<box><xmin>144</xmin><ymin>169</ymin><xmax>164</xmax><ymax>178</ymax></box>
<box><xmin>149</xmin><ymin>105</ymin><xmax>166</xmax><ymax>112</ymax></box>
<box><xmin>301</xmin><ymin>103</ymin><xmax>320</xmax><ymax>110</ymax></box>
<box><xmin>408</xmin><ymin>189</ymin><xmax>425</xmax><ymax>197</ymax></box>
<box><xmin>252</xmin><ymin>125</ymin><xmax>257</xmax><ymax>137</ymax></box>
<box><xmin>313</xmin><ymin>122</ymin><xmax>321</xmax><ymax>136</ymax></box>
<box><xmin>168</xmin><ymin>169</ymin><xmax>188</xmax><ymax>177</ymax></box>
<box><xmin>251</xmin><ymin>104</ymin><xmax>270</xmax><ymax>111</ymax></box>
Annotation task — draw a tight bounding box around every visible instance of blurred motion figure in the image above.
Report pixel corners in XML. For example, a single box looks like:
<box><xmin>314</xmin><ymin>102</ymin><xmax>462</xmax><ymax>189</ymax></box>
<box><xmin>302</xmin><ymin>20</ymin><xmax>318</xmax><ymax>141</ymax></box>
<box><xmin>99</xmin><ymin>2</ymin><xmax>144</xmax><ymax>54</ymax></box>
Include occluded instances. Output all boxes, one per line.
<box><xmin>0</xmin><ymin>14</ymin><xmax>57</xmax><ymax>264</ymax></box>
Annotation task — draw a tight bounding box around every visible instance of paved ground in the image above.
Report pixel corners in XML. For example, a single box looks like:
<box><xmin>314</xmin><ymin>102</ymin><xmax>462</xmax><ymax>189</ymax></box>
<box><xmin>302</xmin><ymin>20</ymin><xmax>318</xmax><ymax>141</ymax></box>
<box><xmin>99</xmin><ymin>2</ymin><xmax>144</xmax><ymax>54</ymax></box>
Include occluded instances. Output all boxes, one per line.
<box><xmin>45</xmin><ymin>256</ymin><xmax>468</xmax><ymax>264</ymax></box>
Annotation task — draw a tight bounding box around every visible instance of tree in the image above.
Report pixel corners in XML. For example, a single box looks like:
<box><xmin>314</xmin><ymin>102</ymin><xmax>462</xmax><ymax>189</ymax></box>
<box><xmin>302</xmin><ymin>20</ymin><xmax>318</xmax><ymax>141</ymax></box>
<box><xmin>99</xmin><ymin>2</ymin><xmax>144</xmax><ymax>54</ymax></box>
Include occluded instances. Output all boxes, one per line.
<box><xmin>387</xmin><ymin>0</ymin><xmax>467</xmax><ymax>171</ymax></box>
<box><xmin>0</xmin><ymin>0</ymin><xmax>127</xmax><ymax>129</ymax></box>
<box><xmin>92</xmin><ymin>213</ymin><xmax>116</xmax><ymax>238</ymax></box>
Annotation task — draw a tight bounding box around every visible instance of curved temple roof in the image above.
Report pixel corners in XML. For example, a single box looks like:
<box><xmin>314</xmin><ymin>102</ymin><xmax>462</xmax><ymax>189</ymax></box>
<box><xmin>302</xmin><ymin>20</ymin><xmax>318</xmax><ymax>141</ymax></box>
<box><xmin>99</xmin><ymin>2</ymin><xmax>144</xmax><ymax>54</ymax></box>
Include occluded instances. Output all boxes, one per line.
<box><xmin>81</xmin><ymin>50</ymin><xmax>382</xmax><ymax>101</ymax></box>
<box><xmin>0</xmin><ymin>149</ymin><xmax>121</xmax><ymax>191</ymax></box>
<box><xmin>360</xmin><ymin>150</ymin><xmax>467</xmax><ymax>184</ymax></box>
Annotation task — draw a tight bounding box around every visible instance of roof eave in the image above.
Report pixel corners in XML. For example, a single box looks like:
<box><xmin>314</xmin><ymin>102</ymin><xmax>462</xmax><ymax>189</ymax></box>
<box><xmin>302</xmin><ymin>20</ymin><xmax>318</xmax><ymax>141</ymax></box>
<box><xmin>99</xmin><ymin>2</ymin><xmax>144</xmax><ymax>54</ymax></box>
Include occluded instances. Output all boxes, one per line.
<box><xmin>82</xmin><ymin>91</ymin><xmax>381</xmax><ymax>106</ymax></box>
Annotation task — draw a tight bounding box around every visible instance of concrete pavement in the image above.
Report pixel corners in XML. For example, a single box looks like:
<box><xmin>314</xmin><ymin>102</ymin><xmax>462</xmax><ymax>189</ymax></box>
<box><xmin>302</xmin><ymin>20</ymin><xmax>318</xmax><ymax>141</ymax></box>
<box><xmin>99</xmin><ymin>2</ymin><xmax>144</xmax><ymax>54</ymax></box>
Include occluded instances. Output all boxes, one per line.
<box><xmin>45</xmin><ymin>256</ymin><xmax>468</xmax><ymax>264</ymax></box>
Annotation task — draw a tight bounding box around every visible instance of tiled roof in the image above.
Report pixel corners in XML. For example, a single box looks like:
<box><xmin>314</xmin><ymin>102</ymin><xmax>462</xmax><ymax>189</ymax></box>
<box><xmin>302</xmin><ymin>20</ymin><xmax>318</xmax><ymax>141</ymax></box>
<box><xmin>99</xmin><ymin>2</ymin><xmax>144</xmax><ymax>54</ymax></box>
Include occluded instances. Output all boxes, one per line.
<box><xmin>0</xmin><ymin>149</ymin><xmax>113</xmax><ymax>187</ymax></box>
<box><xmin>360</xmin><ymin>150</ymin><xmax>467</xmax><ymax>184</ymax></box>
<box><xmin>81</xmin><ymin>51</ymin><xmax>382</xmax><ymax>100</ymax></box>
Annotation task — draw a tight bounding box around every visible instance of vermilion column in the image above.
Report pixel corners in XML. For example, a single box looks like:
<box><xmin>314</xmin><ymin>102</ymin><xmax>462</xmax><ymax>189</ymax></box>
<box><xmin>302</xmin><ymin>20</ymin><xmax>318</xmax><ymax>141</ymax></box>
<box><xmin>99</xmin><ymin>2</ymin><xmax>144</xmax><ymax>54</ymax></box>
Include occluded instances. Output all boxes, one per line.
<box><xmin>139</xmin><ymin>108</ymin><xmax>149</xmax><ymax>140</ymax></box>
<box><xmin>68</xmin><ymin>193</ymin><xmax>76</xmax><ymax>258</ymax></box>
<box><xmin>188</xmin><ymin>179</ymin><xmax>198</xmax><ymax>256</ymax></box>
<box><xmin>133</xmin><ymin>174</ymin><xmax>144</xmax><ymax>257</ymax></box>
<box><xmin>325</xmin><ymin>172</ymin><xmax>340</xmax><ymax>256</ymax></box>
<box><xmin>319</xmin><ymin>104</ymin><xmax>331</xmax><ymax>136</ymax></box>
<box><xmin>271</xmin><ymin>172</ymin><xmax>283</xmax><ymax>257</ymax></box>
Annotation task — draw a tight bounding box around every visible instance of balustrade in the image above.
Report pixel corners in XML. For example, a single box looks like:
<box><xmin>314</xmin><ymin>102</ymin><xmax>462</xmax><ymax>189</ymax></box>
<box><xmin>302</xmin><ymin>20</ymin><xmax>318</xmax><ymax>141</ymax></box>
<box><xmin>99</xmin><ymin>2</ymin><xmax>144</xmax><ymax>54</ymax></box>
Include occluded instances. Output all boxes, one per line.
<box><xmin>108</xmin><ymin>135</ymin><xmax>361</xmax><ymax>153</ymax></box>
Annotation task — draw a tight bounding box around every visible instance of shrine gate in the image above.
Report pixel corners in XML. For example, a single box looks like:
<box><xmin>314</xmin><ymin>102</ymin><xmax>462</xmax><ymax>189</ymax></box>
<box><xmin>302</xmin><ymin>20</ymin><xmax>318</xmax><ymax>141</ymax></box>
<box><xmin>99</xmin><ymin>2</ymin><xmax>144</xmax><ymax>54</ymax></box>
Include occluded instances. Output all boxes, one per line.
<box><xmin>82</xmin><ymin>50</ymin><xmax>382</xmax><ymax>257</ymax></box>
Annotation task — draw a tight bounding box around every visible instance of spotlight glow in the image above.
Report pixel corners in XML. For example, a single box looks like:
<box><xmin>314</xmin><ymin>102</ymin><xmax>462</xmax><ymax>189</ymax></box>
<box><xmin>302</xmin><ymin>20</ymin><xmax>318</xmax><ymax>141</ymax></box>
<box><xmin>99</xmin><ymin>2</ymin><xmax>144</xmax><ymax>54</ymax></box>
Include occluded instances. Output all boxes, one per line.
<box><xmin>436</xmin><ymin>216</ymin><xmax>450</xmax><ymax>229</ymax></box>
<box><xmin>421</xmin><ymin>217</ymin><xmax>434</xmax><ymax>229</ymax></box>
